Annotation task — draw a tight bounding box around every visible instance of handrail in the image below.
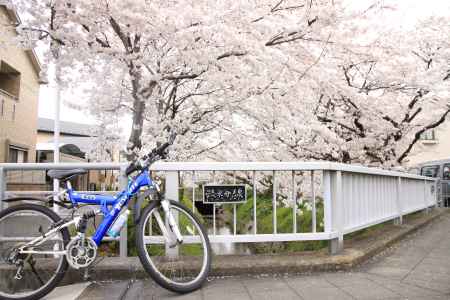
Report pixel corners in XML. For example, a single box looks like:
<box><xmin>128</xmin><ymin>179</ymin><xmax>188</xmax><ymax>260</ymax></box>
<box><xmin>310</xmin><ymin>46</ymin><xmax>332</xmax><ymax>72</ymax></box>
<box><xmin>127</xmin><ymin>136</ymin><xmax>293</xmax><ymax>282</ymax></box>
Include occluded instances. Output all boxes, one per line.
<box><xmin>0</xmin><ymin>162</ymin><xmax>125</xmax><ymax>170</ymax></box>
<box><xmin>0</xmin><ymin>161</ymin><xmax>434</xmax><ymax>181</ymax></box>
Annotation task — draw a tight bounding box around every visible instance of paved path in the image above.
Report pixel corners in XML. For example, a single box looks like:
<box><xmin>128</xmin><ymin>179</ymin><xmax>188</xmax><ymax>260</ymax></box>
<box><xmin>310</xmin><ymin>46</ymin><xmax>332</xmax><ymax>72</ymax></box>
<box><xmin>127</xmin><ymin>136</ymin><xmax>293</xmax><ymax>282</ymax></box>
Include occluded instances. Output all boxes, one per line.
<box><xmin>69</xmin><ymin>212</ymin><xmax>450</xmax><ymax>300</ymax></box>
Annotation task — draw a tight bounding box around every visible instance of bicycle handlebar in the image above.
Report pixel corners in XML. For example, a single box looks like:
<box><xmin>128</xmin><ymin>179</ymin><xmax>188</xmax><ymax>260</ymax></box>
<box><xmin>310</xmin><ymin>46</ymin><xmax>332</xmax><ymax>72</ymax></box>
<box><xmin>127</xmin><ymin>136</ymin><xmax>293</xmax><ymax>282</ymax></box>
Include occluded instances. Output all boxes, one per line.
<box><xmin>125</xmin><ymin>140</ymin><xmax>173</xmax><ymax>176</ymax></box>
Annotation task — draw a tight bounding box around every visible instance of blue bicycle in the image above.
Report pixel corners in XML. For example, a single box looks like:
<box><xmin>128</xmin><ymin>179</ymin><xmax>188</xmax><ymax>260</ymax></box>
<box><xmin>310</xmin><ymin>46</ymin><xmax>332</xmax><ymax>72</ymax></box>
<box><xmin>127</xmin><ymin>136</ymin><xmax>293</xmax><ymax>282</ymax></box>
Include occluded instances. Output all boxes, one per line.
<box><xmin>0</xmin><ymin>142</ymin><xmax>211</xmax><ymax>300</ymax></box>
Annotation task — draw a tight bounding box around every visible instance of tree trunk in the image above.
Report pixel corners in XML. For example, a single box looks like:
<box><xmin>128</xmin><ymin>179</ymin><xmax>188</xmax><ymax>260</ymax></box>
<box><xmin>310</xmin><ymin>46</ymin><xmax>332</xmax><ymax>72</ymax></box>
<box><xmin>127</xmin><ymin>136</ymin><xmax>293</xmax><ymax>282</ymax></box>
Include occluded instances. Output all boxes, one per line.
<box><xmin>125</xmin><ymin>64</ymin><xmax>157</xmax><ymax>160</ymax></box>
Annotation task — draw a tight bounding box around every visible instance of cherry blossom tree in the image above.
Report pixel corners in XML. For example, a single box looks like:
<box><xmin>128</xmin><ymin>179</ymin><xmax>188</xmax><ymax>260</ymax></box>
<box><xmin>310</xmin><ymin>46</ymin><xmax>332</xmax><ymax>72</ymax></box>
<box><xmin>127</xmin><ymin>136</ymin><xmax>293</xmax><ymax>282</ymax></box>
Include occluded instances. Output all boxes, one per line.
<box><xmin>3</xmin><ymin>0</ymin><xmax>448</xmax><ymax>167</ymax></box>
<box><xmin>3</xmin><ymin>0</ymin><xmax>342</xmax><ymax>160</ymax></box>
<box><xmin>220</xmin><ymin>5</ymin><xmax>450</xmax><ymax>167</ymax></box>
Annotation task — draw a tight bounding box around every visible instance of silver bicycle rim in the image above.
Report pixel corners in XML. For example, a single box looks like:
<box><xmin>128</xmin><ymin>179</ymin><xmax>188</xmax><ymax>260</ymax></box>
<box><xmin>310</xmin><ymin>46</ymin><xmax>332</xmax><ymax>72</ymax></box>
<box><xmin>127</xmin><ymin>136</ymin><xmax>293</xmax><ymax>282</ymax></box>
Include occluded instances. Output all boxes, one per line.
<box><xmin>141</xmin><ymin>204</ymin><xmax>209</xmax><ymax>286</ymax></box>
<box><xmin>0</xmin><ymin>210</ymin><xmax>65</xmax><ymax>298</ymax></box>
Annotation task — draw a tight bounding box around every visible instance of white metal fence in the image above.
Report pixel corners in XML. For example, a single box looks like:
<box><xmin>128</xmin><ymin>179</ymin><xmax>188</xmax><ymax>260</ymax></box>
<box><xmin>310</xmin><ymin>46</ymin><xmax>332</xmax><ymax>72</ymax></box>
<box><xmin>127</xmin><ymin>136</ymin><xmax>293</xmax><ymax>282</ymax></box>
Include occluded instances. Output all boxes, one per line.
<box><xmin>0</xmin><ymin>161</ymin><xmax>437</xmax><ymax>258</ymax></box>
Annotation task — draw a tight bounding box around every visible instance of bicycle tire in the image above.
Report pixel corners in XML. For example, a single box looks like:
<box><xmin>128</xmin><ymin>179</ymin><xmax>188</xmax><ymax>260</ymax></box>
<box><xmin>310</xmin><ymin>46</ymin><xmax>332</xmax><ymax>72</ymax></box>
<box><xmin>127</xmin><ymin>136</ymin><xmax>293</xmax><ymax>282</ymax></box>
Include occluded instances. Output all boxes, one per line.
<box><xmin>0</xmin><ymin>204</ymin><xmax>70</xmax><ymax>300</ymax></box>
<box><xmin>136</xmin><ymin>200</ymin><xmax>211</xmax><ymax>293</ymax></box>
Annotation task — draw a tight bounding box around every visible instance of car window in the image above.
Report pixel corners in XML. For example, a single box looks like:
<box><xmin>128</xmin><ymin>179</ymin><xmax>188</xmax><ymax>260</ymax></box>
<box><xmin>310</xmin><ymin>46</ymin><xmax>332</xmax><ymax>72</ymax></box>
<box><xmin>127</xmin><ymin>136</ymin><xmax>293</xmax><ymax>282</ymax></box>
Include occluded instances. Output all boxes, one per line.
<box><xmin>443</xmin><ymin>164</ymin><xmax>450</xmax><ymax>180</ymax></box>
<box><xmin>421</xmin><ymin>165</ymin><xmax>440</xmax><ymax>178</ymax></box>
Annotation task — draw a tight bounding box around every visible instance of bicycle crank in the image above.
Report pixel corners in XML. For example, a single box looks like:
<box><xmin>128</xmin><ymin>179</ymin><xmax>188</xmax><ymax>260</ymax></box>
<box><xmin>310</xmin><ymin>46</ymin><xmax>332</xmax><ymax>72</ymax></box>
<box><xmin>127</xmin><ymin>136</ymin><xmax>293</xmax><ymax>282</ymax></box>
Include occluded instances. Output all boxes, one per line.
<box><xmin>66</xmin><ymin>237</ymin><xmax>97</xmax><ymax>269</ymax></box>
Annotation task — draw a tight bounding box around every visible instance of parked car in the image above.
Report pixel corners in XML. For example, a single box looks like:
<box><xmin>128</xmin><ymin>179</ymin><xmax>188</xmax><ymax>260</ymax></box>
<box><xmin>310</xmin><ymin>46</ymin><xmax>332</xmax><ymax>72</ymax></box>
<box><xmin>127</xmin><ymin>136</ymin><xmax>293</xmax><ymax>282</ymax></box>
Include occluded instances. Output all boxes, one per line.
<box><xmin>416</xmin><ymin>158</ymin><xmax>450</xmax><ymax>207</ymax></box>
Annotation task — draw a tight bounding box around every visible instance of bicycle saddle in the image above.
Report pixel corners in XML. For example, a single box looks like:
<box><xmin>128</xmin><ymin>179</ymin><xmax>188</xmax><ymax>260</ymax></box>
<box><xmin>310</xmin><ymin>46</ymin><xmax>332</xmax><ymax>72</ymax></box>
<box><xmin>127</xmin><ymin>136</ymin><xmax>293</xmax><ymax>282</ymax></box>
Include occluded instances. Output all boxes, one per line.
<box><xmin>47</xmin><ymin>169</ymin><xmax>87</xmax><ymax>181</ymax></box>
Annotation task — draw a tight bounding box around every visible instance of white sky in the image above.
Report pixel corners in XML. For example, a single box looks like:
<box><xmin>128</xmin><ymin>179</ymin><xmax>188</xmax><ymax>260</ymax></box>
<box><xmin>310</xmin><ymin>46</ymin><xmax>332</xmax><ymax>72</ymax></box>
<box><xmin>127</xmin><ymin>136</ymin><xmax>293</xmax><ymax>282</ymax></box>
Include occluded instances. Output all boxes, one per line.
<box><xmin>37</xmin><ymin>0</ymin><xmax>450</xmax><ymax>124</ymax></box>
<box><xmin>38</xmin><ymin>72</ymin><xmax>96</xmax><ymax>124</ymax></box>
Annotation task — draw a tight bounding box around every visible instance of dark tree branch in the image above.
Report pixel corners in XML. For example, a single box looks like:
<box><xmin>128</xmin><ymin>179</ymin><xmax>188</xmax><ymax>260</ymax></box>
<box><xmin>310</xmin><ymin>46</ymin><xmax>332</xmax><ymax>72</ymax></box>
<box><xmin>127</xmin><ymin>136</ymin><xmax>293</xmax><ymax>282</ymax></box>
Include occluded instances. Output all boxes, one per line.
<box><xmin>217</xmin><ymin>50</ymin><xmax>248</xmax><ymax>60</ymax></box>
<box><xmin>265</xmin><ymin>31</ymin><xmax>307</xmax><ymax>46</ymax></box>
<box><xmin>162</xmin><ymin>71</ymin><xmax>205</xmax><ymax>81</ymax></box>
<box><xmin>109</xmin><ymin>16</ymin><xmax>132</xmax><ymax>52</ymax></box>
<box><xmin>383</xmin><ymin>116</ymin><xmax>399</xmax><ymax>128</ymax></box>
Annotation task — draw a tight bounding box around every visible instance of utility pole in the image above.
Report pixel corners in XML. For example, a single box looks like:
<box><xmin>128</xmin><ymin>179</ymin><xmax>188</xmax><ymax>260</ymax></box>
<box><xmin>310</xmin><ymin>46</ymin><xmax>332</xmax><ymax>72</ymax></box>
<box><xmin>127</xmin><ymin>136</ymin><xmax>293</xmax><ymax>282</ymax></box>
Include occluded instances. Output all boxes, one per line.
<box><xmin>52</xmin><ymin>46</ymin><xmax>61</xmax><ymax>213</ymax></box>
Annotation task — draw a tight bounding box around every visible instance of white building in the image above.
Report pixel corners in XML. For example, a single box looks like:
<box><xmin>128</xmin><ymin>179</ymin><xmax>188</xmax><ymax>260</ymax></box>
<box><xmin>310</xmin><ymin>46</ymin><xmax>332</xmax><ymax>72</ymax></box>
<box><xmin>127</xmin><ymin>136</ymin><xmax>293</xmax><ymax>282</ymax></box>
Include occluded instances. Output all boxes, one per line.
<box><xmin>406</xmin><ymin>121</ymin><xmax>450</xmax><ymax>167</ymax></box>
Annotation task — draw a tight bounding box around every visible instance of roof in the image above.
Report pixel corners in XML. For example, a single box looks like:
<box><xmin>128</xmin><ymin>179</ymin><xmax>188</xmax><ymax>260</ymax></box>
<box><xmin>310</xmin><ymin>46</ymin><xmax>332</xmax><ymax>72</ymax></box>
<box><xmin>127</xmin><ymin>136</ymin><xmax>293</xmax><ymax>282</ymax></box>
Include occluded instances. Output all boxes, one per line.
<box><xmin>36</xmin><ymin>136</ymin><xmax>94</xmax><ymax>154</ymax></box>
<box><xmin>416</xmin><ymin>158</ymin><xmax>450</xmax><ymax>168</ymax></box>
<box><xmin>0</xmin><ymin>4</ymin><xmax>43</xmax><ymax>80</ymax></box>
<box><xmin>37</xmin><ymin>118</ymin><xmax>98</xmax><ymax>137</ymax></box>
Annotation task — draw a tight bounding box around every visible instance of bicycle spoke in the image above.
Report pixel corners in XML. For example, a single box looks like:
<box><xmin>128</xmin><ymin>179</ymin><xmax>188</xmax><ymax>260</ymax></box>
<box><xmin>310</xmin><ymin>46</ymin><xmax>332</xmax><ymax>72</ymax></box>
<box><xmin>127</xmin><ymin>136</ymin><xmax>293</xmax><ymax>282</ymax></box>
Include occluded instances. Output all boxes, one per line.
<box><xmin>28</xmin><ymin>259</ymin><xmax>45</xmax><ymax>286</ymax></box>
<box><xmin>139</xmin><ymin>201</ymin><xmax>210</xmax><ymax>291</ymax></box>
<box><xmin>0</xmin><ymin>206</ymin><xmax>68</xmax><ymax>299</ymax></box>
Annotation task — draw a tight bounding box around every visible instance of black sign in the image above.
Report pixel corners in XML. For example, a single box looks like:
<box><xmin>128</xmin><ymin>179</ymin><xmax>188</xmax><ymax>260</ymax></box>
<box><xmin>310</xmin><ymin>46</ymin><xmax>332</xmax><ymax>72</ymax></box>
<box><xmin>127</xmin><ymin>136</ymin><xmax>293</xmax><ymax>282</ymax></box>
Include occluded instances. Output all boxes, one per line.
<box><xmin>203</xmin><ymin>184</ymin><xmax>247</xmax><ymax>204</ymax></box>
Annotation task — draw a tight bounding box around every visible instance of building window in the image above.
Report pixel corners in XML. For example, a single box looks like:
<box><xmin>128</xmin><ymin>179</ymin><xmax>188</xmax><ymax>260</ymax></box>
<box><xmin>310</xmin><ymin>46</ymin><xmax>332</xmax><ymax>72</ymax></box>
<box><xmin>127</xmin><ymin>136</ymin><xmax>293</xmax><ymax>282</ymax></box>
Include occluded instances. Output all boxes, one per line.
<box><xmin>8</xmin><ymin>146</ymin><xmax>28</xmax><ymax>163</ymax></box>
<box><xmin>0</xmin><ymin>61</ymin><xmax>21</xmax><ymax>99</ymax></box>
<box><xmin>420</xmin><ymin>129</ymin><xmax>436</xmax><ymax>141</ymax></box>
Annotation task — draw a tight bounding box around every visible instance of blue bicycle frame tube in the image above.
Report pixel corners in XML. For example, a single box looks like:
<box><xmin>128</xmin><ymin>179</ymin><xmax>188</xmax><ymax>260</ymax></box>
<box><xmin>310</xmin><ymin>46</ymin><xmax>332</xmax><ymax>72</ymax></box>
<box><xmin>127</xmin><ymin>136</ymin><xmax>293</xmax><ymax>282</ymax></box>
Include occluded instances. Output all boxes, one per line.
<box><xmin>67</xmin><ymin>170</ymin><xmax>153</xmax><ymax>245</ymax></box>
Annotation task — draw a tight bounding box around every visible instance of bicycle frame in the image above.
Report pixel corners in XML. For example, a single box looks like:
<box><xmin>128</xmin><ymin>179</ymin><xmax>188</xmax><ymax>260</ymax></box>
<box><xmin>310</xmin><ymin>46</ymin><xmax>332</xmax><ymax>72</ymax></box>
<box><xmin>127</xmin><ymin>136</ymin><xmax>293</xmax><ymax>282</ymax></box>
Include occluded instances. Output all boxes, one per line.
<box><xmin>17</xmin><ymin>167</ymin><xmax>182</xmax><ymax>256</ymax></box>
<box><xmin>67</xmin><ymin>169</ymin><xmax>154</xmax><ymax>246</ymax></box>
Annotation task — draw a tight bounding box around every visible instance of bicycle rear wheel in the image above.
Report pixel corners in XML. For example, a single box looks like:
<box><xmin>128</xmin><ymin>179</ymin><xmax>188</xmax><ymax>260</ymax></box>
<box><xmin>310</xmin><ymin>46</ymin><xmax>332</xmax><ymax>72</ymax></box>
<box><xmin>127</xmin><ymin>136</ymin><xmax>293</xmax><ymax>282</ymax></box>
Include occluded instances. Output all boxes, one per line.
<box><xmin>136</xmin><ymin>200</ymin><xmax>211</xmax><ymax>293</ymax></box>
<box><xmin>0</xmin><ymin>204</ymin><xmax>69</xmax><ymax>300</ymax></box>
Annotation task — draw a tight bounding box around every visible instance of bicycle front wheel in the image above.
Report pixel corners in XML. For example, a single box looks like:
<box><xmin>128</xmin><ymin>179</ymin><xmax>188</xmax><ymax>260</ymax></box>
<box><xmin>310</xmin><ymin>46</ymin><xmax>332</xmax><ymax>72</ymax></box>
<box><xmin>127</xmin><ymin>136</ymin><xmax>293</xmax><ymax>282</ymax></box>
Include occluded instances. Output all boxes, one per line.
<box><xmin>136</xmin><ymin>200</ymin><xmax>211</xmax><ymax>293</ymax></box>
<box><xmin>0</xmin><ymin>203</ymin><xmax>69</xmax><ymax>300</ymax></box>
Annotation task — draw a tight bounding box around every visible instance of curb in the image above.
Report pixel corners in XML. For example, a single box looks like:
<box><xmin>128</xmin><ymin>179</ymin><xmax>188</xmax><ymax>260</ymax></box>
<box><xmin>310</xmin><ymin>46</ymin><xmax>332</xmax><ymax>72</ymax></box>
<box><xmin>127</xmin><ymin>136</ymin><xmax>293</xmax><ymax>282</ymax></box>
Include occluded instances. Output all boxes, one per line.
<box><xmin>61</xmin><ymin>208</ymin><xmax>448</xmax><ymax>283</ymax></box>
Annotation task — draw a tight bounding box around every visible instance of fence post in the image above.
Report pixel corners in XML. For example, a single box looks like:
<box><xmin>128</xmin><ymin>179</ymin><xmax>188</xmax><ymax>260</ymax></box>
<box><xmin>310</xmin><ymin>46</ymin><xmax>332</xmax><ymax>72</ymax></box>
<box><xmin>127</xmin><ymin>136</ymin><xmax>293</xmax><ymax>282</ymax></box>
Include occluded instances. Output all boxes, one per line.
<box><xmin>0</xmin><ymin>167</ymin><xmax>5</xmax><ymax>210</ymax></box>
<box><xmin>328</xmin><ymin>170</ymin><xmax>344</xmax><ymax>254</ymax></box>
<box><xmin>322</xmin><ymin>170</ymin><xmax>332</xmax><ymax>235</ymax></box>
<box><xmin>165</xmin><ymin>171</ymin><xmax>179</xmax><ymax>258</ymax></box>
<box><xmin>119</xmin><ymin>165</ymin><xmax>128</xmax><ymax>258</ymax></box>
<box><xmin>424</xmin><ymin>179</ymin><xmax>429</xmax><ymax>214</ymax></box>
<box><xmin>394</xmin><ymin>177</ymin><xmax>403</xmax><ymax>225</ymax></box>
<box><xmin>434</xmin><ymin>180</ymin><xmax>439</xmax><ymax>208</ymax></box>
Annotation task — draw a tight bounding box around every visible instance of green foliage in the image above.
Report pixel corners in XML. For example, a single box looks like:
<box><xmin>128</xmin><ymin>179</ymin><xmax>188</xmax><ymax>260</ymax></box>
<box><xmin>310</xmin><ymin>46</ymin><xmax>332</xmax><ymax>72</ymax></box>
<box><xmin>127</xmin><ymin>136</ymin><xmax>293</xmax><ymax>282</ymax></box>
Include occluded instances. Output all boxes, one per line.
<box><xmin>225</xmin><ymin>191</ymin><xmax>327</xmax><ymax>254</ymax></box>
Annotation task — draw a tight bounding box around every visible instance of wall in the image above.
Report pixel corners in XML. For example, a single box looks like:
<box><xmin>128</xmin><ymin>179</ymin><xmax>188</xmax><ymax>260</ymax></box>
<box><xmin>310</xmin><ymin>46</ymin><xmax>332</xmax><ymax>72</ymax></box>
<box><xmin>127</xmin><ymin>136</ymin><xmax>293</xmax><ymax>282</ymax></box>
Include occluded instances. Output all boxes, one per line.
<box><xmin>0</xmin><ymin>7</ymin><xmax>40</xmax><ymax>163</ymax></box>
<box><xmin>36</xmin><ymin>132</ymin><xmax>54</xmax><ymax>144</ymax></box>
<box><xmin>406</xmin><ymin>121</ymin><xmax>450</xmax><ymax>167</ymax></box>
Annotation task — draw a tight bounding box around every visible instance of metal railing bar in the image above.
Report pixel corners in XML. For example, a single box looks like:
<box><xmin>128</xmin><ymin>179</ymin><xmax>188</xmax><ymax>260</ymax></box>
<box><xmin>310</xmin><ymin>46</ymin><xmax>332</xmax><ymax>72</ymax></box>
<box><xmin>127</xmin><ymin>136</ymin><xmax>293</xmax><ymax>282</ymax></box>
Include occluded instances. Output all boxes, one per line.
<box><xmin>253</xmin><ymin>170</ymin><xmax>257</xmax><ymax>235</ymax></box>
<box><xmin>118</xmin><ymin>165</ymin><xmax>128</xmax><ymax>258</ymax></box>
<box><xmin>311</xmin><ymin>170</ymin><xmax>316</xmax><ymax>233</ymax></box>
<box><xmin>148</xmin><ymin>162</ymin><xmax>436</xmax><ymax>180</ymax></box>
<box><xmin>0</xmin><ymin>161</ymin><xmax>436</xmax><ymax>180</ymax></box>
<box><xmin>346</xmin><ymin>173</ymin><xmax>351</xmax><ymax>229</ymax></box>
<box><xmin>0</xmin><ymin>167</ymin><xmax>5</xmax><ymax>210</ymax></box>
<box><xmin>273</xmin><ymin>170</ymin><xmax>277</xmax><ymax>234</ymax></box>
<box><xmin>355</xmin><ymin>175</ymin><xmax>359</xmax><ymax>225</ymax></box>
<box><xmin>5</xmin><ymin>191</ymin><xmax>117</xmax><ymax>195</ymax></box>
<box><xmin>377</xmin><ymin>176</ymin><xmax>381</xmax><ymax>218</ymax></box>
<box><xmin>192</xmin><ymin>171</ymin><xmax>196</xmax><ymax>214</ymax></box>
<box><xmin>385</xmin><ymin>178</ymin><xmax>389</xmax><ymax>216</ymax></box>
<box><xmin>233</xmin><ymin>171</ymin><xmax>237</xmax><ymax>236</ymax></box>
<box><xmin>367</xmin><ymin>176</ymin><xmax>372</xmax><ymax>222</ymax></box>
<box><xmin>0</xmin><ymin>162</ymin><xmax>125</xmax><ymax>170</ymax></box>
<box><xmin>0</xmin><ymin>235</ymin><xmax>119</xmax><ymax>243</ymax></box>
<box><xmin>143</xmin><ymin>232</ymin><xmax>339</xmax><ymax>244</ymax></box>
<box><xmin>212</xmin><ymin>170</ymin><xmax>216</xmax><ymax>236</ymax></box>
<box><xmin>322</xmin><ymin>171</ymin><xmax>332</xmax><ymax>233</ymax></box>
<box><xmin>0</xmin><ymin>237</ymin><xmax>63</xmax><ymax>242</ymax></box>
<box><xmin>149</xmin><ymin>212</ymin><xmax>153</xmax><ymax>235</ymax></box>
<box><xmin>292</xmin><ymin>170</ymin><xmax>297</xmax><ymax>234</ymax></box>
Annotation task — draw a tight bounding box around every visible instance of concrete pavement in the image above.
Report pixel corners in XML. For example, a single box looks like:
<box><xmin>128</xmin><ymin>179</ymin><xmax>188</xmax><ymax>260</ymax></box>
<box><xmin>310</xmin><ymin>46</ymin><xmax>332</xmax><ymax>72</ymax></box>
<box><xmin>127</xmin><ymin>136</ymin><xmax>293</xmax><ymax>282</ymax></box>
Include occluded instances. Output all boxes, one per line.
<box><xmin>55</xmin><ymin>211</ymin><xmax>450</xmax><ymax>300</ymax></box>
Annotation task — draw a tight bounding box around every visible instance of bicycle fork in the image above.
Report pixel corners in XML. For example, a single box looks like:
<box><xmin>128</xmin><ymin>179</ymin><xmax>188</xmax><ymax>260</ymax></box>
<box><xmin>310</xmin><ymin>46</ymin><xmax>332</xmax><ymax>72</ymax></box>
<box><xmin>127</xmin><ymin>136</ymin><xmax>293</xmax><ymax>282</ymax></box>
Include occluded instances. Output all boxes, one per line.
<box><xmin>154</xmin><ymin>199</ymin><xmax>183</xmax><ymax>248</ymax></box>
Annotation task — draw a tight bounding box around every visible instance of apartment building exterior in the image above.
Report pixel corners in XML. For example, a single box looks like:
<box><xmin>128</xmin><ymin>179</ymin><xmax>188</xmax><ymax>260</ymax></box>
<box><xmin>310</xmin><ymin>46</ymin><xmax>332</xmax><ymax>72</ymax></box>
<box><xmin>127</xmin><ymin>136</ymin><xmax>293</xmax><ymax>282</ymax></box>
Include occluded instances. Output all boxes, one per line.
<box><xmin>0</xmin><ymin>5</ymin><xmax>43</xmax><ymax>164</ymax></box>
<box><xmin>406</xmin><ymin>122</ymin><xmax>450</xmax><ymax>167</ymax></box>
